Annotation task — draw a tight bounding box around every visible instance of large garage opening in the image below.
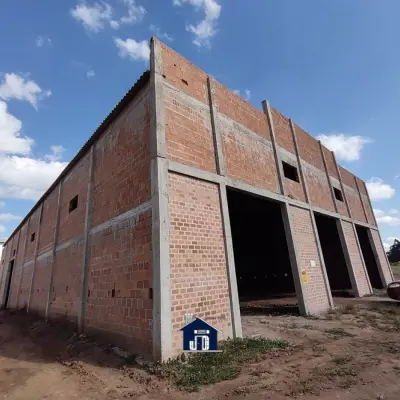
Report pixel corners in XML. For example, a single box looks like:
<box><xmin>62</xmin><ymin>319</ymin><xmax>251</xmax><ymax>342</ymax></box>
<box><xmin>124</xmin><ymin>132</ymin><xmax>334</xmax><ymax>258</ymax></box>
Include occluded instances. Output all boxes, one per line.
<box><xmin>227</xmin><ymin>188</ymin><xmax>298</xmax><ymax>315</ymax></box>
<box><xmin>314</xmin><ymin>214</ymin><xmax>353</xmax><ymax>297</ymax></box>
<box><xmin>356</xmin><ymin>225</ymin><xmax>383</xmax><ymax>289</ymax></box>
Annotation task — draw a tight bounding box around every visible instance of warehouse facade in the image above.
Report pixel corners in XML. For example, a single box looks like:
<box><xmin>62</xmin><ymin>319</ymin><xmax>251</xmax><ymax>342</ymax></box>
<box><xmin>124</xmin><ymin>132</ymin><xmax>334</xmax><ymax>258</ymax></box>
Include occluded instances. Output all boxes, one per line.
<box><xmin>0</xmin><ymin>38</ymin><xmax>393</xmax><ymax>361</ymax></box>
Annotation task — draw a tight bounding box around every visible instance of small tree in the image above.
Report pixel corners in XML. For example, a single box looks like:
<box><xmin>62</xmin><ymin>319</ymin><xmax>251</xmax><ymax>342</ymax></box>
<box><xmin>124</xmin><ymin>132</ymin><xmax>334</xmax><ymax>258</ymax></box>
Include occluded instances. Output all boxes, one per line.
<box><xmin>387</xmin><ymin>239</ymin><xmax>400</xmax><ymax>263</ymax></box>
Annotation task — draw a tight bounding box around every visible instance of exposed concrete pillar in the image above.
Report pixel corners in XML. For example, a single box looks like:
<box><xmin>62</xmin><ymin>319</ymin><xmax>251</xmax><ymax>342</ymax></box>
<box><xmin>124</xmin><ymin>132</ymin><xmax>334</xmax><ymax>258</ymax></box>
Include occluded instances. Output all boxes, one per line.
<box><xmin>218</xmin><ymin>183</ymin><xmax>242</xmax><ymax>338</ymax></box>
<box><xmin>318</xmin><ymin>141</ymin><xmax>338</xmax><ymax>214</ymax></box>
<box><xmin>280</xmin><ymin>202</ymin><xmax>308</xmax><ymax>316</ymax></box>
<box><xmin>45</xmin><ymin>183</ymin><xmax>63</xmax><ymax>319</ymax></box>
<box><xmin>78</xmin><ymin>146</ymin><xmax>95</xmax><ymax>332</ymax></box>
<box><xmin>27</xmin><ymin>203</ymin><xmax>44</xmax><ymax>312</ymax></box>
<box><xmin>16</xmin><ymin>218</ymin><xmax>30</xmax><ymax>309</ymax></box>
<box><xmin>262</xmin><ymin>101</ymin><xmax>286</xmax><ymax>196</ymax></box>
<box><xmin>331</xmin><ymin>151</ymin><xmax>372</xmax><ymax>294</ymax></box>
<box><xmin>207</xmin><ymin>77</ymin><xmax>225</xmax><ymax>176</ymax></box>
<box><xmin>289</xmin><ymin>119</ymin><xmax>334</xmax><ymax>309</ymax></box>
<box><xmin>150</xmin><ymin>37</ymin><xmax>173</xmax><ymax>361</ymax></box>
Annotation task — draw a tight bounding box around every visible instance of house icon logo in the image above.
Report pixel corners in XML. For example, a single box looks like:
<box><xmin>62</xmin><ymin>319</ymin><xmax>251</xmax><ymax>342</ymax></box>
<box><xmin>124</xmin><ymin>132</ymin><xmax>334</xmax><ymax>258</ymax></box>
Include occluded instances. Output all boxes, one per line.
<box><xmin>180</xmin><ymin>315</ymin><xmax>221</xmax><ymax>352</ymax></box>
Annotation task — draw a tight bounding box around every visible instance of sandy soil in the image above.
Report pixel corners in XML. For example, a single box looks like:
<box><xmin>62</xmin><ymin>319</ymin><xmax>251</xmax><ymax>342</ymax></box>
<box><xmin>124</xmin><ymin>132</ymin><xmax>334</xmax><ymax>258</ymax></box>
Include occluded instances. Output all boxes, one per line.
<box><xmin>1</xmin><ymin>296</ymin><xmax>400</xmax><ymax>400</ymax></box>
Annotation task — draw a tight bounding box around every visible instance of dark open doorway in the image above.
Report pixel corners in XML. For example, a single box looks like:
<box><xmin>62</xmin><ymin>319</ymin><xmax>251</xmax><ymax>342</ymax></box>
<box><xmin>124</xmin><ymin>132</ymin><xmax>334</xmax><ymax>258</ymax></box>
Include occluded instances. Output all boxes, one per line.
<box><xmin>3</xmin><ymin>259</ymin><xmax>15</xmax><ymax>308</ymax></box>
<box><xmin>227</xmin><ymin>188</ymin><xmax>298</xmax><ymax>315</ymax></box>
<box><xmin>356</xmin><ymin>225</ymin><xmax>383</xmax><ymax>290</ymax></box>
<box><xmin>314</xmin><ymin>214</ymin><xmax>353</xmax><ymax>297</ymax></box>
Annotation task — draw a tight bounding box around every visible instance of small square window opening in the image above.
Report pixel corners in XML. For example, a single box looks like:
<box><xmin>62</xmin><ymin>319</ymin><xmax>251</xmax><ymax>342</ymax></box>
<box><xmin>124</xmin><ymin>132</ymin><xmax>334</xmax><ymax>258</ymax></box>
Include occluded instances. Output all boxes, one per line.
<box><xmin>282</xmin><ymin>162</ymin><xmax>300</xmax><ymax>183</ymax></box>
<box><xmin>12</xmin><ymin>250</ymin><xmax>16</xmax><ymax>256</ymax></box>
<box><xmin>69</xmin><ymin>195</ymin><xmax>79</xmax><ymax>213</ymax></box>
<box><xmin>334</xmin><ymin>187</ymin><xmax>344</xmax><ymax>202</ymax></box>
<box><xmin>31</xmin><ymin>232</ymin><xmax>35</xmax><ymax>242</ymax></box>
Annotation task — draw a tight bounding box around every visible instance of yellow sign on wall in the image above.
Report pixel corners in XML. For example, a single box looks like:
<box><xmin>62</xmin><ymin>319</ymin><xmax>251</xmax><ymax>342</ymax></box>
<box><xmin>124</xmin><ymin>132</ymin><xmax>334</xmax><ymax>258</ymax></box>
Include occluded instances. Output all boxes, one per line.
<box><xmin>302</xmin><ymin>270</ymin><xmax>308</xmax><ymax>283</ymax></box>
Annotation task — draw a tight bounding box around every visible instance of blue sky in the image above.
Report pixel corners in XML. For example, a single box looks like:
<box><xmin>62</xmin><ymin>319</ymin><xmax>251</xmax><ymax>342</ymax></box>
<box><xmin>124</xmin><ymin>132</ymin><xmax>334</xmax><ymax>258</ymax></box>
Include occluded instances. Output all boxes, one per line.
<box><xmin>0</xmin><ymin>0</ymin><xmax>398</xmax><ymax>251</ymax></box>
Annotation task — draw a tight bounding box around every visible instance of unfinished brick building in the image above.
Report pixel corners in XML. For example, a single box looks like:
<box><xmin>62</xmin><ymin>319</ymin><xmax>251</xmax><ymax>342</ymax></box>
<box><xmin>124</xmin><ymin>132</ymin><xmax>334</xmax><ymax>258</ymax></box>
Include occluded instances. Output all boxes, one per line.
<box><xmin>0</xmin><ymin>38</ymin><xmax>393</xmax><ymax>361</ymax></box>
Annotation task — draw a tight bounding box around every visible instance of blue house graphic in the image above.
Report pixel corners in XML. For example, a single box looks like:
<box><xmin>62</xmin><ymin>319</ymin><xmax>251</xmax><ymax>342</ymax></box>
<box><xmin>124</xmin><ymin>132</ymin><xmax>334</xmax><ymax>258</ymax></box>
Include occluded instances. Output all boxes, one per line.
<box><xmin>180</xmin><ymin>317</ymin><xmax>220</xmax><ymax>352</ymax></box>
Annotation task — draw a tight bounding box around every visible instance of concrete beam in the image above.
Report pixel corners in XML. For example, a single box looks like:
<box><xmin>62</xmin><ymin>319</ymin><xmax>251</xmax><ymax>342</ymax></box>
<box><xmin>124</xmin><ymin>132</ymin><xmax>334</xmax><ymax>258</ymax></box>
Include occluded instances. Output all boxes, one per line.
<box><xmin>218</xmin><ymin>183</ymin><xmax>242</xmax><ymax>338</ymax></box>
<box><xmin>319</xmin><ymin>140</ymin><xmax>338</xmax><ymax>214</ymax></box>
<box><xmin>207</xmin><ymin>77</ymin><xmax>225</xmax><ymax>176</ymax></box>
<box><xmin>78</xmin><ymin>146</ymin><xmax>95</xmax><ymax>332</ymax></box>
<box><xmin>262</xmin><ymin>100</ymin><xmax>286</xmax><ymax>196</ymax></box>
<box><xmin>27</xmin><ymin>203</ymin><xmax>44</xmax><ymax>312</ymax></box>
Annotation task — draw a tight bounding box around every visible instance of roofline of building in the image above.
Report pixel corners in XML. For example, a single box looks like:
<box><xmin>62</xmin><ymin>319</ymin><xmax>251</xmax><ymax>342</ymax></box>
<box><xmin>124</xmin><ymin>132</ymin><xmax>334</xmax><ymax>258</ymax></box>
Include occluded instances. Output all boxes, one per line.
<box><xmin>4</xmin><ymin>70</ymin><xmax>151</xmax><ymax>247</ymax></box>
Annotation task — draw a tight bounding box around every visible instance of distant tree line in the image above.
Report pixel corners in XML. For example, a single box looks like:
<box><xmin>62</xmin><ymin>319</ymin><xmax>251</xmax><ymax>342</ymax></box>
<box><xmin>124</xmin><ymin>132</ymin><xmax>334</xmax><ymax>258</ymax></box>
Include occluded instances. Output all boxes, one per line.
<box><xmin>387</xmin><ymin>239</ymin><xmax>400</xmax><ymax>263</ymax></box>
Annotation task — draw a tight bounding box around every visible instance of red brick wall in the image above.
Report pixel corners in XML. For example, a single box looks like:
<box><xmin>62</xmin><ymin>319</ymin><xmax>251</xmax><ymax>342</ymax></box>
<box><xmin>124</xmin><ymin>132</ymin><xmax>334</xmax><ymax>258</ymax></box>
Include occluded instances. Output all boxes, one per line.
<box><xmin>168</xmin><ymin>173</ymin><xmax>231</xmax><ymax>356</ymax></box>
<box><xmin>25</xmin><ymin>208</ymin><xmax>41</xmax><ymax>262</ymax></box>
<box><xmin>91</xmin><ymin>85</ymin><xmax>150</xmax><ymax>227</ymax></box>
<box><xmin>18</xmin><ymin>261</ymin><xmax>33</xmax><ymax>309</ymax></box>
<box><xmin>221</xmin><ymin>120</ymin><xmax>279</xmax><ymax>192</ymax></box>
<box><xmin>370</xmin><ymin>229</ymin><xmax>392</xmax><ymax>286</ymax></box>
<box><xmin>7</xmin><ymin>230</ymin><xmax>23</xmax><ymax>309</ymax></box>
<box><xmin>215</xmin><ymin>82</ymin><xmax>269</xmax><ymax>140</ymax></box>
<box><xmin>50</xmin><ymin>241</ymin><xmax>83</xmax><ymax>320</ymax></box>
<box><xmin>341</xmin><ymin>221</ymin><xmax>371</xmax><ymax>296</ymax></box>
<box><xmin>38</xmin><ymin>185</ymin><xmax>59</xmax><ymax>254</ymax></box>
<box><xmin>164</xmin><ymin>84</ymin><xmax>216</xmax><ymax>172</ymax></box>
<box><xmin>86</xmin><ymin>207</ymin><xmax>152</xmax><ymax>357</ymax></box>
<box><xmin>30</xmin><ymin>255</ymin><xmax>52</xmax><ymax>315</ymax></box>
<box><xmin>344</xmin><ymin>186</ymin><xmax>367</xmax><ymax>223</ymax></box>
<box><xmin>288</xmin><ymin>205</ymin><xmax>330</xmax><ymax>314</ymax></box>
<box><xmin>303</xmin><ymin>166</ymin><xmax>335</xmax><ymax>212</ymax></box>
<box><xmin>58</xmin><ymin>154</ymin><xmax>90</xmax><ymax>245</ymax></box>
<box><xmin>0</xmin><ymin>241</ymin><xmax>12</xmax><ymax>304</ymax></box>
<box><xmin>85</xmin><ymin>84</ymin><xmax>152</xmax><ymax>355</ymax></box>
<box><xmin>272</xmin><ymin>108</ymin><xmax>295</xmax><ymax>153</ymax></box>
<box><xmin>322</xmin><ymin>147</ymin><xmax>339</xmax><ymax>179</ymax></box>
<box><xmin>160</xmin><ymin>41</ymin><xmax>208</xmax><ymax>104</ymax></box>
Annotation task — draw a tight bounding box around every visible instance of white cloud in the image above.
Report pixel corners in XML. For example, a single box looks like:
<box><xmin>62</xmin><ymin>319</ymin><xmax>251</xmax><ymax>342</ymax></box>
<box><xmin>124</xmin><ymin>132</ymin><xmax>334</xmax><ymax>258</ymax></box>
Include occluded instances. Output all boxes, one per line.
<box><xmin>0</xmin><ymin>101</ymin><xmax>33</xmax><ymax>155</ymax></box>
<box><xmin>0</xmin><ymin>102</ymin><xmax>67</xmax><ymax>201</ymax></box>
<box><xmin>244</xmin><ymin>89</ymin><xmax>251</xmax><ymax>101</ymax></box>
<box><xmin>86</xmin><ymin>69</ymin><xmax>96</xmax><ymax>79</ymax></box>
<box><xmin>0</xmin><ymin>154</ymin><xmax>67</xmax><ymax>201</ymax></box>
<box><xmin>36</xmin><ymin>36</ymin><xmax>52</xmax><ymax>47</ymax></box>
<box><xmin>114</xmin><ymin>38</ymin><xmax>150</xmax><ymax>62</ymax></box>
<box><xmin>383</xmin><ymin>237</ymin><xmax>400</xmax><ymax>251</ymax></box>
<box><xmin>0</xmin><ymin>73</ymin><xmax>51</xmax><ymax>110</ymax></box>
<box><xmin>70</xmin><ymin>2</ymin><xmax>114</xmax><ymax>32</ymax></box>
<box><xmin>173</xmin><ymin>0</ymin><xmax>222</xmax><ymax>47</ymax></box>
<box><xmin>149</xmin><ymin>24</ymin><xmax>174</xmax><ymax>41</ymax></box>
<box><xmin>119</xmin><ymin>0</ymin><xmax>146</xmax><ymax>26</ymax></box>
<box><xmin>0</xmin><ymin>201</ymin><xmax>4</xmax><ymax>208</ymax></box>
<box><xmin>366</xmin><ymin>178</ymin><xmax>396</xmax><ymax>201</ymax></box>
<box><xmin>71</xmin><ymin>1</ymin><xmax>145</xmax><ymax>32</ymax></box>
<box><xmin>389</xmin><ymin>209</ymin><xmax>399</xmax><ymax>215</ymax></box>
<box><xmin>374</xmin><ymin>209</ymin><xmax>400</xmax><ymax>227</ymax></box>
<box><xmin>0</xmin><ymin>213</ymin><xmax>21</xmax><ymax>222</ymax></box>
<box><xmin>0</xmin><ymin>225</ymin><xmax>5</xmax><ymax>234</ymax></box>
<box><xmin>317</xmin><ymin>134</ymin><xmax>371</xmax><ymax>162</ymax></box>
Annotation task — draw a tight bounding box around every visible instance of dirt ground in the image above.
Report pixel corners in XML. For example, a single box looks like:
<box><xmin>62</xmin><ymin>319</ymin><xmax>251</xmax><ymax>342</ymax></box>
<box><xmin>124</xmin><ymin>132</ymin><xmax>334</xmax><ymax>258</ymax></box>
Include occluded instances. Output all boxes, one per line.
<box><xmin>2</xmin><ymin>295</ymin><xmax>400</xmax><ymax>400</ymax></box>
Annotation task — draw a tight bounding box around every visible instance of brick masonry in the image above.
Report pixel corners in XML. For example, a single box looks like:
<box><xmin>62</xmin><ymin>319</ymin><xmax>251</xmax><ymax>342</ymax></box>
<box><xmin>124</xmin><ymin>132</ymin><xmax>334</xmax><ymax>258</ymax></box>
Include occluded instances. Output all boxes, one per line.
<box><xmin>341</xmin><ymin>221</ymin><xmax>372</xmax><ymax>296</ymax></box>
<box><xmin>0</xmin><ymin>38</ymin><xmax>393</xmax><ymax>361</ymax></box>
<box><xmin>168</xmin><ymin>173</ymin><xmax>231</xmax><ymax>355</ymax></box>
<box><xmin>288</xmin><ymin>205</ymin><xmax>331</xmax><ymax>314</ymax></box>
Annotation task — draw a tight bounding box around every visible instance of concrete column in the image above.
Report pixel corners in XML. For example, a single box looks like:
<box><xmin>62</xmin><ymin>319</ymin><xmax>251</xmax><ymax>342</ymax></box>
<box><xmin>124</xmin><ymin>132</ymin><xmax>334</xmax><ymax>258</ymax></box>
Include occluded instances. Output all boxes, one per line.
<box><xmin>27</xmin><ymin>204</ymin><xmax>44</xmax><ymax>312</ymax></box>
<box><xmin>45</xmin><ymin>183</ymin><xmax>63</xmax><ymax>319</ymax></box>
<box><xmin>354</xmin><ymin>177</ymin><xmax>369</xmax><ymax>223</ymax></box>
<box><xmin>16</xmin><ymin>218</ymin><xmax>30</xmax><ymax>309</ymax></box>
<box><xmin>207</xmin><ymin>77</ymin><xmax>225</xmax><ymax>176</ymax></box>
<box><xmin>262</xmin><ymin>101</ymin><xmax>285</xmax><ymax>196</ymax></box>
<box><xmin>7</xmin><ymin>230</ymin><xmax>21</xmax><ymax>306</ymax></box>
<box><xmin>367</xmin><ymin>228</ymin><xmax>392</xmax><ymax>286</ymax></box>
<box><xmin>289</xmin><ymin>120</ymin><xmax>334</xmax><ymax>308</ymax></box>
<box><xmin>78</xmin><ymin>146</ymin><xmax>95</xmax><ymax>332</ymax></box>
<box><xmin>331</xmin><ymin>152</ymin><xmax>373</xmax><ymax>294</ymax></box>
<box><xmin>218</xmin><ymin>183</ymin><xmax>242</xmax><ymax>338</ymax></box>
<box><xmin>150</xmin><ymin>37</ymin><xmax>172</xmax><ymax>361</ymax></box>
<box><xmin>281</xmin><ymin>202</ymin><xmax>308</xmax><ymax>315</ymax></box>
<box><xmin>336</xmin><ymin>219</ymin><xmax>361</xmax><ymax>297</ymax></box>
<box><xmin>0</xmin><ymin>234</ymin><xmax>17</xmax><ymax>306</ymax></box>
